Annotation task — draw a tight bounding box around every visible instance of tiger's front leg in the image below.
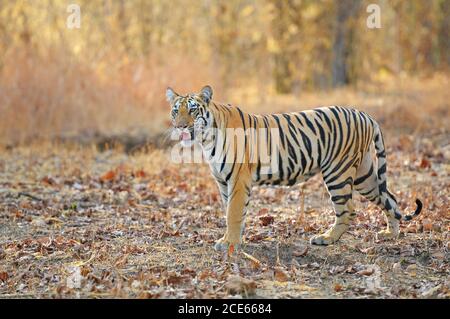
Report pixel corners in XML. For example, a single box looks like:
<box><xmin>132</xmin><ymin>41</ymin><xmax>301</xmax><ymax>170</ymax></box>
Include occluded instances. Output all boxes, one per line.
<box><xmin>214</xmin><ymin>179</ymin><xmax>251</xmax><ymax>253</ymax></box>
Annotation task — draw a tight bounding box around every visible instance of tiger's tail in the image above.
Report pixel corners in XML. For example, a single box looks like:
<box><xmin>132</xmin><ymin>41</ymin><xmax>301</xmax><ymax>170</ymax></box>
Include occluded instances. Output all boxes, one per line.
<box><xmin>373</xmin><ymin>123</ymin><xmax>422</xmax><ymax>221</ymax></box>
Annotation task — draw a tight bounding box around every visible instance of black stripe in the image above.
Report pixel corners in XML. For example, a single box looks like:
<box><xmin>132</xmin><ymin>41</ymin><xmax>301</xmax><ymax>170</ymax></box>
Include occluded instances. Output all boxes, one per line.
<box><xmin>314</xmin><ymin>118</ymin><xmax>326</xmax><ymax>146</ymax></box>
<box><xmin>377</xmin><ymin>151</ymin><xmax>386</xmax><ymax>158</ymax></box>
<box><xmin>237</xmin><ymin>108</ymin><xmax>247</xmax><ymax>149</ymax></box>
<box><xmin>278</xmin><ymin>152</ymin><xmax>284</xmax><ymax>180</ymax></box>
<box><xmin>379</xmin><ymin>180</ymin><xmax>387</xmax><ymax>193</ymax></box>
<box><xmin>324</xmin><ymin>155</ymin><xmax>358</xmax><ymax>184</ymax></box>
<box><xmin>330</xmin><ymin>107</ymin><xmax>344</xmax><ymax>156</ymax></box>
<box><xmin>378</xmin><ymin>163</ymin><xmax>386</xmax><ymax>176</ymax></box>
<box><xmin>331</xmin><ymin>194</ymin><xmax>352</xmax><ymax>204</ymax></box>
<box><xmin>327</xmin><ymin>176</ymin><xmax>353</xmax><ymax>191</ymax></box>
<box><xmin>354</xmin><ymin>165</ymin><xmax>374</xmax><ymax>185</ymax></box>
<box><xmin>384</xmin><ymin>198</ymin><xmax>392</xmax><ymax>210</ymax></box>
<box><xmin>272</xmin><ymin>115</ymin><xmax>286</xmax><ymax>149</ymax></box>
<box><xmin>299</xmin><ymin>112</ymin><xmax>317</xmax><ymax>134</ymax></box>
<box><xmin>299</xmin><ymin>130</ymin><xmax>312</xmax><ymax>154</ymax></box>
<box><xmin>315</xmin><ymin>109</ymin><xmax>333</xmax><ymax>130</ymax></box>
<box><xmin>256</xmin><ymin>160</ymin><xmax>261</xmax><ymax>182</ymax></box>
<box><xmin>359</xmin><ymin>187</ymin><xmax>377</xmax><ymax>196</ymax></box>
<box><xmin>283</xmin><ymin>114</ymin><xmax>301</xmax><ymax>147</ymax></box>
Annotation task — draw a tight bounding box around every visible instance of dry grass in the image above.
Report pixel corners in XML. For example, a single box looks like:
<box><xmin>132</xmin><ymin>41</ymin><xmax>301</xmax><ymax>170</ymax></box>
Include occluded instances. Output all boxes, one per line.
<box><xmin>0</xmin><ymin>47</ymin><xmax>447</xmax><ymax>147</ymax></box>
<box><xmin>0</xmin><ymin>47</ymin><xmax>220</xmax><ymax>145</ymax></box>
<box><xmin>234</xmin><ymin>73</ymin><xmax>449</xmax><ymax>137</ymax></box>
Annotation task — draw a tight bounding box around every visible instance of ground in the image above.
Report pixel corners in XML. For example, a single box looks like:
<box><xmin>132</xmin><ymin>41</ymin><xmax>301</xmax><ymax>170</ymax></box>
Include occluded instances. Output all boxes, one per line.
<box><xmin>0</xmin><ymin>77</ymin><xmax>449</xmax><ymax>298</ymax></box>
<box><xmin>0</xmin><ymin>128</ymin><xmax>448</xmax><ymax>298</ymax></box>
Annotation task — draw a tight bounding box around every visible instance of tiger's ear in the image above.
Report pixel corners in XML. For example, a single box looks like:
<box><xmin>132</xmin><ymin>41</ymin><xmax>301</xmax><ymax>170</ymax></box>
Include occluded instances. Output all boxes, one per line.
<box><xmin>200</xmin><ymin>85</ymin><xmax>213</xmax><ymax>104</ymax></box>
<box><xmin>166</xmin><ymin>87</ymin><xmax>178</xmax><ymax>104</ymax></box>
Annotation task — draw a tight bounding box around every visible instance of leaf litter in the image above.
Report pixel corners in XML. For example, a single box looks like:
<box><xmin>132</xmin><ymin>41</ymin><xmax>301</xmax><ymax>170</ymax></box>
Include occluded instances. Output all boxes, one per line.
<box><xmin>0</xmin><ymin>131</ymin><xmax>448</xmax><ymax>299</ymax></box>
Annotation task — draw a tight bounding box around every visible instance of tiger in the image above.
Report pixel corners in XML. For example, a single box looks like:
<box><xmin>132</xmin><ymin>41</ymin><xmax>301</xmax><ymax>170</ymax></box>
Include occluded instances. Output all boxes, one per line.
<box><xmin>166</xmin><ymin>85</ymin><xmax>422</xmax><ymax>253</ymax></box>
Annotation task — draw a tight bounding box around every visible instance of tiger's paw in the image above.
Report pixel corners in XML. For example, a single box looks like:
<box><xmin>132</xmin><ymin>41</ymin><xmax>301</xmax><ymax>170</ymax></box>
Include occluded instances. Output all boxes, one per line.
<box><xmin>310</xmin><ymin>233</ymin><xmax>339</xmax><ymax>246</ymax></box>
<box><xmin>214</xmin><ymin>235</ymin><xmax>241</xmax><ymax>255</ymax></box>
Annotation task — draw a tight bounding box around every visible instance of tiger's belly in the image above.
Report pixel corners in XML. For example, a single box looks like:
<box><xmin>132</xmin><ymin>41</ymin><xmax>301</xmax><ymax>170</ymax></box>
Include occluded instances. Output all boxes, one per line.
<box><xmin>253</xmin><ymin>168</ymin><xmax>319</xmax><ymax>186</ymax></box>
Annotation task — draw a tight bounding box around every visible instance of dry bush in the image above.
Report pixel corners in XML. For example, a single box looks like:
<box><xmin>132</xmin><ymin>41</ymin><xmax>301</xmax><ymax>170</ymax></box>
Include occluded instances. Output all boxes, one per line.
<box><xmin>0</xmin><ymin>47</ymin><xmax>217</xmax><ymax>145</ymax></box>
<box><xmin>0</xmin><ymin>45</ymin><xmax>447</xmax><ymax>146</ymax></box>
<box><xmin>234</xmin><ymin>73</ymin><xmax>449</xmax><ymax>136</ymax></box>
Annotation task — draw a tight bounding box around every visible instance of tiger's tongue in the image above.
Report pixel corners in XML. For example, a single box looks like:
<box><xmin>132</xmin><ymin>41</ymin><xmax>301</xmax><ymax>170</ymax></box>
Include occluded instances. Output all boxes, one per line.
<box><xmin>180</xmin><ymin>132</ymin><xmax>191</xmax><ymax>141</ymax></box>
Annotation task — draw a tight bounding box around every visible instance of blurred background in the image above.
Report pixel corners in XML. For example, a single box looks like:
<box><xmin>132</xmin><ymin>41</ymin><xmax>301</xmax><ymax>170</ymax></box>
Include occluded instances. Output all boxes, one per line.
<box><xmin>0</xmin><ymin>0</ymin><xmax>448</xmax><ymax>146</ymax></box>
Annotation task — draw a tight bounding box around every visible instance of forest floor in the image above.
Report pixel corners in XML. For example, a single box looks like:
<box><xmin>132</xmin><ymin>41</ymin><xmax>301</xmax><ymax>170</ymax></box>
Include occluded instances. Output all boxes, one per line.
<box><xmin>0</xmin><ymin>127</ymin><xmax>448</xmax><ymax>298</ymax></box>
<box><xmin>0</xmin><ymin>76</ymin><xmax>449</xmax><ymax>298</ymax></box>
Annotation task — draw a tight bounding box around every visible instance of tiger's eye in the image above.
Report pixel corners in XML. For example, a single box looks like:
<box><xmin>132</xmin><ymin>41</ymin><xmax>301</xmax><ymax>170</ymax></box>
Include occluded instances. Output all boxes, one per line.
<box><xmin>188</xmin><ymin>101</ymin><xmax>198</xmax><ymax>109</ymax></box>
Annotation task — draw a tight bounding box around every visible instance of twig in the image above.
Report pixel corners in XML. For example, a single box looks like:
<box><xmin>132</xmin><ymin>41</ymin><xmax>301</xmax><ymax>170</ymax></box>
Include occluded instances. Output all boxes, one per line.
<box><xmin>296</xmin><ymin>186</ymin><xmax>305</xmax><ymax>226</ymax></box>
<box><xmin>242</xmin><ymin>251</ymin><xmax>264</xmax><ymax>268</ymax></box>
<box><xmin>17</xmin><ymin>192</ymin><xmax>43</xmax><ymax>202</ymax></box>
<box><xmin>276</xmin><ymin>242</ymin><xmax>281</xmax><ymax>266</ymax></box>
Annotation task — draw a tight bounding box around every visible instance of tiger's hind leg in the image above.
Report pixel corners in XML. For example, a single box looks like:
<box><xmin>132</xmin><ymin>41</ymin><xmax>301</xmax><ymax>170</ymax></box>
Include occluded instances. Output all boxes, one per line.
<box><xmin>354</xmin><ymin>151</ymin><xmax>399</xmax><ymax>239</ymax></box>
<box><xmin>310</xmin><ymin>169</ymin><xmax>357</xmax><ymax>246</ymax></box>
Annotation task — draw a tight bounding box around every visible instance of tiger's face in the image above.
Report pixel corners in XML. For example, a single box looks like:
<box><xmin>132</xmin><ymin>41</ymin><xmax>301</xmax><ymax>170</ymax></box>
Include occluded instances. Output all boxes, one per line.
<box><xmin>166</xmin><ymin>85</ymin><xmax>213</xmax><ymax>147</ymax></box>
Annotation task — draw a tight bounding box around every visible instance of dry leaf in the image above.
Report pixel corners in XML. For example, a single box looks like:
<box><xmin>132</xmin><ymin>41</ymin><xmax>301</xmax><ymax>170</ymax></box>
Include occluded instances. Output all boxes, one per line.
<box><xmin>41</xmin><ymin>176</ymin><xmax>56</xmax><ymax>185</ymax></box>
<box><xmin>0</xmin><ymin>271</ymin><xmax>8</xmax><ymax>281</ymax></box>
<box><xmin>293</xmin><ymin>245</ymin><xmax>308</xmax><ymax>257</ymax></box>
<box><xmin>418</xmin><ymin>158</ymin><xmax>431</xmax><ymax>169</ymax></box>
<box><xmin>357</xmin><ymin>267</ymin><xmax>374</xmax><ymax>276</ymax></box>
<box><xmin>167</xmin><ymin>273</ymin><xmax>191</xmax><ymax>286</ymax></box>
<box><xmin>259</xmin><ymin>215</ymin><xmax>274</xmax><ymax>226</ymax></box>
<box><xmin>225</xmin><ymin>275</ymin><xmax>257</xmax><ymax>296</ymax></box>
<box><xmin>273</xmin><ymin>267</ymin><xmax>290</xmax><ymax>282</ymax></box>
<box><xmin>406</xmin><ymin>264</ymin><xmax>417</xmax><ymax>276</ymax></box>
<box><xmin>134</xmin><ymin>169</ymin><xmax>146</xmax><ymax>178</ymax></box>
<box><xmin>100</xmin><ymin>170</ymin><xmax>116</xmax><ymax>182</ymax></box>
<box><xmin>422</xmin><ymin>219</ymin><xmax>433</xmax><ymax>232</ymax></box>
<box><xmin>392</xmin><ymin>262</ymin><xmax>402</xmax><ymax>273</ymax></box>
<box><xmin>242</xmin><ymin>251</ymin><xmax>262</xmax><ymax>269</ymax></box>
<box><xmin>334</xmin><ymin>283</ymin><xmax>343</xmax><ymax>292</ymax></box>
<box><xmin>421</xmin><ymin>285</ymin><xmax>441</xmax><ymax>298</ymax></box>
<box><xmin>198</xmin><ymin>270</ymin><xmax>213</xmax><ymax>280</ymax></box>
<box><xmin>357</xmin><ymin>246</ymin><xmax>376</xmax><ymax>254</ymax></box>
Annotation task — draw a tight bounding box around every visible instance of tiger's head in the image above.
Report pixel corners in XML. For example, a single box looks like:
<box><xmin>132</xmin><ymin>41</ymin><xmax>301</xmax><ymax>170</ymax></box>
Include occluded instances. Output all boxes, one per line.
<box><xmin>166</xmin><ymin>85</ymin><xmax>213</xmax><ymax>147</ymax></box>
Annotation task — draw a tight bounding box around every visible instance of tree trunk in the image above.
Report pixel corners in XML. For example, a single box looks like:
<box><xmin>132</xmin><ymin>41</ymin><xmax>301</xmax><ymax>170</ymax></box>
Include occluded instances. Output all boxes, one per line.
<box><xmin>274</xmin><ymin>54</ymin><xmax>292</xmax><ymax>94</ymax></box>
<box><xmin>139</xmin><ymin>0</ymin><xmax>153</xmax><ymax>57</ymax></box>
<box><xmin>271</xmin><ymin>0</ymin><xmax>302</xmax><ymax>94</ymax></box>
<box><xmin>438</xmin><ymin>0</ymin><xmax>450</xmax><ymax>68</ymax></box>
<box><xmin>332</xmin><ymin>0</ymin><xmax>361</xmax><ymax>87</ymax></box>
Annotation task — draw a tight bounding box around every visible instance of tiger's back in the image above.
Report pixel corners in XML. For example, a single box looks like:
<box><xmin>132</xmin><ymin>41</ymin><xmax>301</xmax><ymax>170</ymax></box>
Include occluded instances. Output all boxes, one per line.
<box><xmin>239</xmin><ymin>106</ymin><xmax>377</xmax><ymax>188</ymax></box>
